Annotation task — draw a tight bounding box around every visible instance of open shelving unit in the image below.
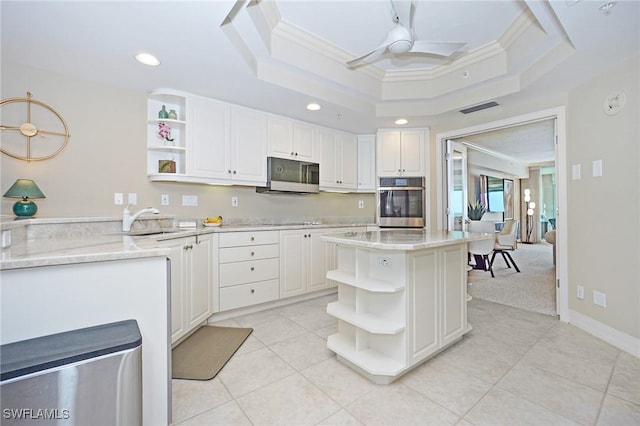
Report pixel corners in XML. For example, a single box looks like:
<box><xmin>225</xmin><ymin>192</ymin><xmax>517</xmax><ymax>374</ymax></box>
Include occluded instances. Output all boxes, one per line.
<box><xmin>147</xmin><ymin>90</ymin><xmax>188</xmax><ymax>179</ymax></box>
<box><xmin>325</xmin><ymin>245</ymin><xmax>409</xmax><ymax>383</ymax></box>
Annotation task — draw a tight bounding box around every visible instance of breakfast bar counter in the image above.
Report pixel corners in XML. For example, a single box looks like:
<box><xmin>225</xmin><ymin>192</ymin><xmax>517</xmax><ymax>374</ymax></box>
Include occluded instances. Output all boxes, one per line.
<box><xmin>321</xmin><ymin>229</ymin><xmax>491</xmax><ymax>384</ymax></box>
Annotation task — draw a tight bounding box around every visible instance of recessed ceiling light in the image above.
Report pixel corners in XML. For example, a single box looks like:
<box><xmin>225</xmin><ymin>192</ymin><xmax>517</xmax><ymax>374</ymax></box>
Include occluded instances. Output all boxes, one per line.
<box><xmin>461</xmin><ymin>70</ymin><xmax>470</xmax><ymax>79</ymax></box>
<box><xmin>306</xmin><ymin>102</ymin><xmax>321</xmax><ymax>111</ymax></box>
<box><xmin>135</xmin><ymin>52</ymin><xmax>160</xmax><ymax>66</ymax></box>
<box><xmin>395</xmin><ymin>118</ymin><xmax>408</xmax><ymax>125</ymax></box>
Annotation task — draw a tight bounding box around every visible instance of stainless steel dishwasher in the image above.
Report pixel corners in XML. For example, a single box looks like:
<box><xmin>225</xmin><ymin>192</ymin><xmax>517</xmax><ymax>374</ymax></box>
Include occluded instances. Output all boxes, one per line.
<box><xmin>1</xmin><ymin>320</ymin><xmax>142</xmax><ymax>425</ymax></box>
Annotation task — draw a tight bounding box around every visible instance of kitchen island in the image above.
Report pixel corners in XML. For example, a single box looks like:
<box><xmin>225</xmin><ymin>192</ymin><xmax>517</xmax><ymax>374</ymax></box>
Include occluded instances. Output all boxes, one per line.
<box><xmin>321</xmin><ymin>229</ymin><xmax>491</xmax><ymax>384</ymax></box>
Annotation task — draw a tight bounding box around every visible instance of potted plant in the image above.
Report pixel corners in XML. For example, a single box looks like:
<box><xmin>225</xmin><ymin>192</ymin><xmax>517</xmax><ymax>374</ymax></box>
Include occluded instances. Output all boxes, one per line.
<box><xmin>467</xmin><ymin>200</ymin><xmax>487</xmax><ymax>221</ymax></box>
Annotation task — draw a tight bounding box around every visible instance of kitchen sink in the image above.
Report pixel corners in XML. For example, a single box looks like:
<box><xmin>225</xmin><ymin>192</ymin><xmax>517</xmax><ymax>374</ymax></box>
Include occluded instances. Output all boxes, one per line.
<box><xmin>123</xmin><ymin>229</ymin><xmax>183</xmax><ymax>236</ymax></box>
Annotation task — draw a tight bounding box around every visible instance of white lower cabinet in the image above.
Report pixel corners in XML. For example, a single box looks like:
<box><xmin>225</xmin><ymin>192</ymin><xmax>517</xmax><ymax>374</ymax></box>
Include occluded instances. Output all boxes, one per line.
<box><xmin>218</xmin><ymin>231</ymin><xmax>280</xmax><ymax>311</ymax></box>
<box><xmin>162</xmin><ymin>233</ymin><xmax>215</xmax><ymax>344</ymax></box>
<box><xmin>279</xmin><ymin>229</ymin><xmax>331</xmax><ymax>298</ymax></box>
<box><xmin>280</xmin><ymin>227</ymin><xmax>366</xmax><ymax>297</ymax></box>
<box><xmin>326</xmin><ymin>242</ymin><xmax>467</xmax><ymax>383</ymax></box>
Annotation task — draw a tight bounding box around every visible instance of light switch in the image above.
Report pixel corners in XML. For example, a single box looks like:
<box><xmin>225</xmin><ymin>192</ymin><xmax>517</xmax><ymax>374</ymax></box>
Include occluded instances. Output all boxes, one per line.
<box><xmin>128</xmin><ymin>193</ymin><xmax>137</xmax><ymax>205</ymax></box>
<box><xmin>114</xmin><ymin>192</ymin><xmax>124</xmax><ymax>205</ymax></box>
<box><xmin>592</xmin><ymin>160</ymin><xmax>603</xmax><ymax>177</ymax></box>
<box><xmin>572</xmin><ymin>164</ymin><xmax>581</xmax><ymax>180</ymax></box>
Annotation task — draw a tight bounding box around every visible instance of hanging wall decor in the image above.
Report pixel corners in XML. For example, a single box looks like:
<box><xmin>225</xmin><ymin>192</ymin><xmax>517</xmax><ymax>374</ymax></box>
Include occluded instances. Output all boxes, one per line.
<box><xmin>0</xmin><ymin>92</ymin><xmax>71</xmax><ymax>161</ymax></box>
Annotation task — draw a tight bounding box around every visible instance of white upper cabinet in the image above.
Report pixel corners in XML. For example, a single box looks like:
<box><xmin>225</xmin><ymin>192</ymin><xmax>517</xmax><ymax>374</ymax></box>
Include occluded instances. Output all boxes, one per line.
<box><xmin>186</xmin><ymin>95</ymin><xmax>230</xmax><ymax>180</ymax></box>
<box><xmin>377</xmin><ymin>129</ymin><xmax>427</xmax><ymax>177</ymax></box>
<box><xmin>152</xmin><ymin>95</ymin><xmax>267</xmax><ymax>186</ymax></box>
<box><xmin>267</xmin><ymin>115</ymin><xmax>315</xmax><ymax>162</ymax></box>
<box><xmin>230</xmin><ymin>105</ymin><xmax>267</xmax><ymax>185</ymax></box>
<box><xmin>357</xmin><ymin>134</ymin><xmax>376</xmax><ymax>192</ymax></box>
<box><xmin>317</xmin><ymin>128</ymin><xmax>358</xmax><ymax>191</ymax></box>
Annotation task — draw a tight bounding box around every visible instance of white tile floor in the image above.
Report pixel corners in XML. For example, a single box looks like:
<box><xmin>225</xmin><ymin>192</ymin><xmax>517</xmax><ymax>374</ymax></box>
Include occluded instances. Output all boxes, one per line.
<box><xmin>172</xmin><ymin>294</ymin><xmax>640</xmax><ymax>425</ymax></box>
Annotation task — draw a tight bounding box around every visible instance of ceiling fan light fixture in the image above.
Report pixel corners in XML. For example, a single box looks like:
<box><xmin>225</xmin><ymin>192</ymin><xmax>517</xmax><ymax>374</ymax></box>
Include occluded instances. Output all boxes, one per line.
<box><xmin>389</xmin><ymin>39</ymin><xmax>412</xmax><ymax>54</ymax></box>
<box><xmin>395</xmin><ymin>118</ymin><xmax>408</xmax><ymax>125</ymax></box>
<box><xmin>306</xmin><ymin>102</ymin><xmax>321</xmax><ymax>111</ymax></box>
<box><xmin>598</xmin><ymin>1</ymin><xmax>616</xmax><ymax>15</ymax></box>
<box><xmin>135</xmin><ymin>52</ymin><xmax>160</xmax><ymax>66</ymax></box>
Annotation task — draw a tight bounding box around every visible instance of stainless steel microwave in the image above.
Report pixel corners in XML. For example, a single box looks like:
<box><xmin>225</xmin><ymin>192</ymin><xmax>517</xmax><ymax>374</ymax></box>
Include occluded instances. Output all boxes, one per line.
<box><xmin>256</xmin><ymin>157</ymin><xmax>320</xmax><ymax>194</ymax></box>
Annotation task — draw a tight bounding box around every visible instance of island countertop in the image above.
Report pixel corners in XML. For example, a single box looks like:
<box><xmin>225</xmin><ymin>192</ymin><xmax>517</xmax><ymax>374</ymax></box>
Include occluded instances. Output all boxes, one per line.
<box><xmin>321</xmin><ymin>229</ymin><xmax>492</xmax><ymax>250</ymax></box>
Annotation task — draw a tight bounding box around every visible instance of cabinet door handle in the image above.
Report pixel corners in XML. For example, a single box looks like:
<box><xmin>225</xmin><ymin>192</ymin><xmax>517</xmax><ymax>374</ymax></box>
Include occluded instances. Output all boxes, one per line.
<box><xmin>290</xmin><ymin>152</ymin><xmax>294</xmax><ymax>155</ymax></box>
<box><xmin>250</xmin><ymin>237</ymin><xmax>255</xmax><ymax>241</ymax></box>
<box><xmin>233</xmin><ymin>170</ymin><xmax>237</xmax><ymax>174</ymax></box>
<box><xmin>250</xmin><ymin>251</ymin><xmax>255</xmax><ymax>256</ymax></box>
<box><xmin>250</xmin><ymin>289</ymin><xmax>255</xmax><ymax>294</ymax></box>
<box><xmin>250</xmin><ymin>266</ymin><xmax>255</xmax><ymax>271</ymax></box>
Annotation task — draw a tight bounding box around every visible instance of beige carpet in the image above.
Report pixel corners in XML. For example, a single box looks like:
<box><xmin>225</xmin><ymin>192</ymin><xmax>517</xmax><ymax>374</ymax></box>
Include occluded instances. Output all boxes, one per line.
<box><xmin>172</xmin><ymin>325</ymin><xmax>252</xmax><ymax>380</ymax></box>
<box><xmin>468</xmin><ymin>241</ymin><xmax>557</xmax><ymax>316</ymax></box>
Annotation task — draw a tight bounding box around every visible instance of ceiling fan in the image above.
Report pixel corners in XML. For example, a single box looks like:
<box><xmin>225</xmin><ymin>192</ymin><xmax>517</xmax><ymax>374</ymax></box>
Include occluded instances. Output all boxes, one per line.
<box><xmin>346</xmin><ymin>0</ymin><xmax>466</xmax><ymax>68</ymax></box>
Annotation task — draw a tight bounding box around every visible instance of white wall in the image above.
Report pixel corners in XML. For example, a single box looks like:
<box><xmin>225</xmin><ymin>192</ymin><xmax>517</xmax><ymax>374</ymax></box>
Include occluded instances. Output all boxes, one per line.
<box><xmin>0</xmin><ymin>62</ymin><xmax>375</xmax><ymax>221</ymax></box>
<box><xmin>566</xmin><ymin>55</ymin><xmax>639</xmax><ymax>339</ymax></box>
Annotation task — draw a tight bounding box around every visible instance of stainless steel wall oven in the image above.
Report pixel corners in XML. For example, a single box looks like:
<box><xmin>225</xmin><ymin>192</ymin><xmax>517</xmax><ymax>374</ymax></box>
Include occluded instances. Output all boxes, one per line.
<box><xmin>377</xmin><ymin>177</ymin><xmax>425</xmax><ymax>228</ymax></box>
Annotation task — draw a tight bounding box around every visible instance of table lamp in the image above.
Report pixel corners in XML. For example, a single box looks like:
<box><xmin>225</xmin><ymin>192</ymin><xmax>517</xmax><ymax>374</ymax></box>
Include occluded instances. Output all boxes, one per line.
<box><xmin>3</xmin><ymin>179</ymin><xmax>46</xmax><ymax>217</ymax></box>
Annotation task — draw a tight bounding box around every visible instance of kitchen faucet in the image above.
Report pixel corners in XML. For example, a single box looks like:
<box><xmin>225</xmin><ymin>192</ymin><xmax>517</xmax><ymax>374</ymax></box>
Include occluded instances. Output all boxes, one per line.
<box><xmin>122</xmin><ymin>204</ymin><xmax>160</xmax><ymax>232</ymax></box>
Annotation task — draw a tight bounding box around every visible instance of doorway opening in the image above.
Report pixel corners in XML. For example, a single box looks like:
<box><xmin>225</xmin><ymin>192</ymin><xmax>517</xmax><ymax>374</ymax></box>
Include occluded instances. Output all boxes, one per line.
<box><xmin>435</xmin><ymin>107</ymin><xmax>568</xmax><ymax>322</ymax></box>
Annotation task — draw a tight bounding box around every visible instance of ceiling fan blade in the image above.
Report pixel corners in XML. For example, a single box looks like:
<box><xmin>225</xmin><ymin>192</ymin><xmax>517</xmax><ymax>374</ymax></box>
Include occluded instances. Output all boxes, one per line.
<box><xmin>346</xmin><ymin>44</ymin><xmax>389</xmax><ymax>68</ymax></box>
<box><xmin>410</xmin><ymin>41</ymin><xmax>466</xmax><ymax>57</ymax></box>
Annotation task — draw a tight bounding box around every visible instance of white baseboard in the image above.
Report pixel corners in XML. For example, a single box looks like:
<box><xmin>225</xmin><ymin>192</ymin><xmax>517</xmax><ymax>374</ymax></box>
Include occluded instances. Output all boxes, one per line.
<box><xmin>569</xmin><ymin>309</ymin><xmax>640</xmax><ymax>358</ymax></box>
<box><xmin>207</xmin><ymin>288</ymin><xmax>337</xmax><ymax>323</ymax></box>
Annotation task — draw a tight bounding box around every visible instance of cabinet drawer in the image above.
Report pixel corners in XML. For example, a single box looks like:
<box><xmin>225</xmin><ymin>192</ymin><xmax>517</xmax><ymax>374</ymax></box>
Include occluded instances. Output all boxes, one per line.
<box><xmin>219</xmin><ymin>244</ymin><xmax>279</xmax><ymax>263</ymax></box>
<box><xmin>219</xmin><ymin>231</ymin><xmax>279</xmax><ymax>248</ymax></box>
<box><xmin>219</xmin><ymin>279</ymin><xmax>280</xmax><ymax>311</ymax></box>
<box><xmin>219</xmin><ymin>258</ymin><xmax>279</xmax><ymax>287</ymax></box>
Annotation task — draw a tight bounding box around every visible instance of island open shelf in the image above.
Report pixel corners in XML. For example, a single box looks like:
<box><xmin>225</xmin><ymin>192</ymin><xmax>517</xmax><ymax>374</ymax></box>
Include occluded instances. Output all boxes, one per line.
<box><xmin>322</xmin><ymin>229</ymin><xmax>489</xmax><ymax>384</ymax></box>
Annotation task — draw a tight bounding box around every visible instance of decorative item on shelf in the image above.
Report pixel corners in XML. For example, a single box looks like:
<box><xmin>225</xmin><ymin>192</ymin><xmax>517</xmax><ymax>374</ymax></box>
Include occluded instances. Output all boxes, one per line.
<box><xmin>157</xmin><ymin>122</ymin><xmax>174</xmax><ymax>145</ymax></box>
<box><xmin>523</xmin><ymin>189</ymin><xmax>535</xmax><ymax>243</ymax></box>
<box><xmin>168</xmin><ymin>109</ymin><xmax>178</xmax><ymax>120</ymax></box>
<box><xmin>3</xmin><ymin>179</ymin><xmax>46</xmax><ymax>217</ymax></box>
<box><xmin>158</xmin><ymin>105</ymin><xmax>169</xmax><ymax>119</ymax></box>
<box><xmin>467</xmin><ymin>200</ymin><xmax>487</xmax><ymax>221</ymax></box>
<box><xmin>158</xmin><ymin>159</ymin><xmax>176</xmax><ymax>174</ymax></box>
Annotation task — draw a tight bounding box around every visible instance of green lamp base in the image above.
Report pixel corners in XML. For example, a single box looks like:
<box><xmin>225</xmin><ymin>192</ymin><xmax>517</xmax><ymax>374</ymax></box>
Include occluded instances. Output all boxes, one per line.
<box><xmin>13</xmin><ymin>199</ymin><xmax>37</xmax><ymax>217</ymax></box>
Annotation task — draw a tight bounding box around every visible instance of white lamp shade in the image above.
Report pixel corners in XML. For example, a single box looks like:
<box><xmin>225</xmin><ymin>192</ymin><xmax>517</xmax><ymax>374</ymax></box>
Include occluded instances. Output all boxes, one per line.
<box><xmin>524</xmin><ymin>189</ymin><xmax>531</xmax><ymax>196</ymax></box>
<box><xmin>527</xmin><ymin>208</ymin><xmax>534</xmax><ymax>216</ymax></box>
<box><xmin>524</xmin><ymin>195</ymin><xmax>531</xmax><ymax>202</ymax></box>
<box><xmin>529</xmin><ymin>202</ymin><xmax>536</xmax><ymax>209</ymax></box>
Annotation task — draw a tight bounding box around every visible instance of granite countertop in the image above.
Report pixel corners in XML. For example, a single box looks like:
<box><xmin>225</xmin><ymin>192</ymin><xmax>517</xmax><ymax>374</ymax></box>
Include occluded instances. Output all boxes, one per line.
<box><xmin>321</xmin><ymin>229</ymin><xmax>493</xmax><ymax>250</ymax></box>
<box><xmin>0</xmin><ymin>218</ymin><xmax>372</xmax><ymax>271</ymax></box>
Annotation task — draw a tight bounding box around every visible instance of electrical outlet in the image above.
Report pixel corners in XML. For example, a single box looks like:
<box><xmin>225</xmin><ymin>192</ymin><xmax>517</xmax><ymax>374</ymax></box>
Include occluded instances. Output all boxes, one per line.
<box><xmin>161</xmin><ymin>194</ymin><xmax>170</xmax><ymax>206</ymax></box>
<box><xmin>231</xmin><ymin>196</ymin><xmax>239</xmax><ymax>207</ymax></box>
<box><xmin>593</xmin><ymin>291</ymin><xmax>607</xmax><ymax>307</ymax></box>
<box><xmin>114</xmin><ymin>192</ymin><xmax>123</xmax><ymax>205</ymax></box>
<box><xmin>577</xmin><ymin>285</ymin><xmax>584</xmax><ymax>300</ymax></box>
<box><xmin>358</xmin><ymin>200</ymin><xmax>364</xmax><ymax>209</ymax></box>
<box><xmin>128</xmin><ymin>193</ymin><xmax>137</xmax><ymax>205</ymax></box>
<box><xmin>182</xmin><ymin>195</ymin><xmax>198</xmax><ymax>206</ymax></box>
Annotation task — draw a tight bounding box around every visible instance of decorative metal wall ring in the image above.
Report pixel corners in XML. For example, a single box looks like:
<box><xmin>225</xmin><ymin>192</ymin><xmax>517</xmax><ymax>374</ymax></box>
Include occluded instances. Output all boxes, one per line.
<box><xmin>0</xmin><ymin>92</ymin><xmax>71</xmax><ymax>161</ymax></box>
